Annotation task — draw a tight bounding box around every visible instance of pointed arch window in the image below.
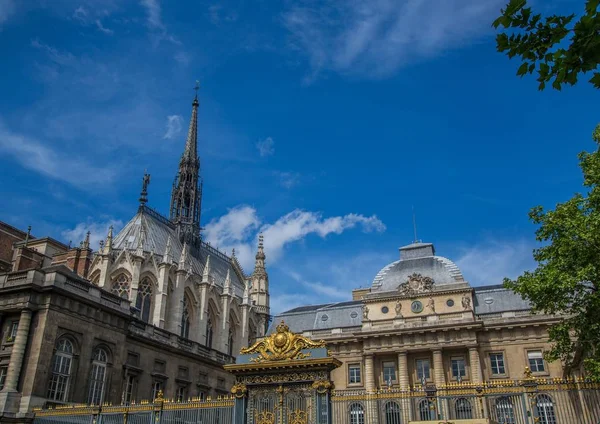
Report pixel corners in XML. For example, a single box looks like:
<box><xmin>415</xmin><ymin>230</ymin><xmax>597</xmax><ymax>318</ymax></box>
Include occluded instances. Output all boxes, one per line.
<box><xmin>111</xmin><ymin>274</ymin><xmax>130</xmax><ymax>299</ymax></box>
<box><xmin>206</xmin><ymin>318</ymin><xmax>214</xmax><ymax>349</ymax></box>
<box><xmin>47</xmin><ymin>338</ymin><xmax>74</xmax><ymax>401</ymax></box>
<box><xmin>87</xmin><ymin>348</ymin><xmax>108</xmax><ymax>405</ymax></box>
<box><xmin>181</xmin><ymin>297</ymin><xmax>191</xmax><ymax>339</ymax></box>
<box><xmin>135</xmin><ymin>278</ymin><xmax>153</xmax><ymax>323</ymax></box>
<box><xmin>227</xmin><ymin>328</ymin><xmax>234</xmax><ymax>357</ymax></box>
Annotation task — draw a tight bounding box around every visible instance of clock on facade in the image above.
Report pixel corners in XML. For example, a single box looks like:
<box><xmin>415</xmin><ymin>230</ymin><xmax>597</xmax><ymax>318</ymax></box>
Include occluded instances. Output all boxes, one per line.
<box><xmin>411</xmin><ymin>300</ymin><xmax>423</xmax><ymax>313</ymax></box>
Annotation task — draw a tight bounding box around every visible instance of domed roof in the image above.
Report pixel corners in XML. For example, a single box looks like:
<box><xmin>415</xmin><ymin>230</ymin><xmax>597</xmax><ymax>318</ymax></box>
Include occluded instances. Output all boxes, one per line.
<box><xmin>371</xmin><ymin>242</ymin><xmax>466</xmax><ymax>292</ymax></box>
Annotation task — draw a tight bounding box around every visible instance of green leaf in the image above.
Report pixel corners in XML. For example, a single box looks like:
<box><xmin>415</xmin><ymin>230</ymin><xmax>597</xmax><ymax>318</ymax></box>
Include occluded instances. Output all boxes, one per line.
<box><xmin>517</xmin><ymin>62</ymin><xmax>529</xmax><ymax>76</ymax></box>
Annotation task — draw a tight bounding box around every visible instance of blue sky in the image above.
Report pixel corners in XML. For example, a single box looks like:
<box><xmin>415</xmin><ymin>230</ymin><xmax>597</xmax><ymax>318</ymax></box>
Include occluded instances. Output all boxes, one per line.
<box><xmin>0</xmin><ymin>0</ymin><xmax>598</xmax><ymax>313</ymax></box>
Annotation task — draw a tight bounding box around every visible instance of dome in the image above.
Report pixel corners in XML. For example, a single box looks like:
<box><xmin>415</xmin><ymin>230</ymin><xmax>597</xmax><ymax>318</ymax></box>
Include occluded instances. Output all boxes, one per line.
<box><xmin>371</xmin><ymin>242</ymin><xmax>465</xmax><ymax>292</ymax></box>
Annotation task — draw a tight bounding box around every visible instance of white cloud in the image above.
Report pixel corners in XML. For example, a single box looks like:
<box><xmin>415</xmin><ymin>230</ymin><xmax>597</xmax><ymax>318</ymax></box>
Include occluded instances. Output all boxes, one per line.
<box><xmin>275</xmin><ymin>171</ymin><xmax>300</xmax><ymax>189</ymax></box>
<box><xmin>204</xmin><ymin>206</ymin><xmax>386</xmax><ymax>269</ymax></box>
<box><xmin>62</xmin><ymin>218</ymin><xmax>124</xmax><ymax>250</ymax></box>
<box><xmin>0</xmin><ymin>0</ymin><xmax>15</xmax><ymax>28</ymax></box>
<box><xmin>455</xmin><ymin>238</ymin><xmax>536</xmax><ymax>286</ymax></box>
<box><xmin>262</xmin><ymin>210</ymin><xmax>385</xmax><ymax>261</ymax></box>
<box><xmin>140</xmin><ymin>0</ymin><xmax>163</xmax><ymax>30</ymax></box>
<box><xmin>163</xmin><ymin>115</ymin><xmax>183</xmax><ymax>139</ymax></box>
<box><xmin>256</xmin><ymin>136</ymin><xmax>274</xmax><ymax>157</ymax></box>
<box><xmin>0</xmin><ymin>120</ymin><xmax>117</xmax><ymax>188</ymax></box>
<box><xmin>95</xmin><ymin>19</ymin><xmax>114</xmax><ymax>35</ymax></box>
<box><xmin>73</xmin><ymin>5</ymin><xmax>87</xmax><ymax>23</ymax></box>
<box><xmin>283</xmin><ymin>0</ymin><xmax>504</xmax><ymax>81</ymax></box>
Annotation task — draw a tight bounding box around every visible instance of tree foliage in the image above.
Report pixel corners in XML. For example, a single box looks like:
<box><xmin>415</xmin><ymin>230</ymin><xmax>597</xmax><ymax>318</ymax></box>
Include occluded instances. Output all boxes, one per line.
<box><xmin>504</xmin><ymin>124</ymin><xmax>600</xmax><ymax>380</ymax></box>
<box><xmin>493</xmin><ymin>0</ymin><xmax>600</xmax><ymax>90</ymax></box>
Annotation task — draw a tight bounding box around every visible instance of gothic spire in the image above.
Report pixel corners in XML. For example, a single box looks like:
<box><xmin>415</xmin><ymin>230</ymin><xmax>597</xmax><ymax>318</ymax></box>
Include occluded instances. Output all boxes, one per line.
<box><xmin>163</xmin><ymin>235</ymin><xmax>172</xmax><ymax>263</ymax></box>
<box><xmin>103</xmin><ymin>225</ymin><xmax>113</xmax><ymax>254</ymax></box>
<box><xmin>252</xmin><ymin>233</ymin><xmax>266</xmax><ymax>277</ymax></box>
<box><xmin>169</xmin><ymin>82</ymin><xmax>203</xmax><ymax>247</ymax></box>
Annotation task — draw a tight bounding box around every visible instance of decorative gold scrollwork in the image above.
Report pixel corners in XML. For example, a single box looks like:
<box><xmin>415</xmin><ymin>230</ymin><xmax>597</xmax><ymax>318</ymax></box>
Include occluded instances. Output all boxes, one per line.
<box><xmin>255</xmin><ymin>410</ymin><xmax>276</xmax><ymax>424</ymax></box>
<box><xmin>230</xmin><ymin>383</ymin><xmax>247</xmax><ymax>399</ymax></box>
<box><xmin>153</xmin><ymin>390</ymin><xmax>164</xmax><ymax>403</ymax></box>
<box><xmin>288</xmin><ymin>409</ymin><xmax>309</xmax><ymax>424</ymax></box>
<box><xmin>312</xmin><ymin>379</ymin><xmax>333</xmax><ymax>394</ymax></box>
<box><xmin>240</xmin><ymin>321</ymin><xmax>326</xmax><ymax>363</ymax></box>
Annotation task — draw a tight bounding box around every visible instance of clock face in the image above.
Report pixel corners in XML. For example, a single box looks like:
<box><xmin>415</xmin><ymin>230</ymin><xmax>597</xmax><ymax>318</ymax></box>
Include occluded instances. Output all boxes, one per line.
<box><xmin>411</xmin><ymin>300</ymin><xmax>423</xmax><ymax>313</ymax></box>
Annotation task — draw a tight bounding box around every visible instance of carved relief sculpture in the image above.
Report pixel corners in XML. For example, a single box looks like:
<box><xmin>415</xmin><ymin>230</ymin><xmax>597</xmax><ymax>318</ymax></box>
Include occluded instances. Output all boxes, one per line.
<box><xmin>427</xmin><ymin>297</ymin><xmax>436</xmax><ymax>314</ymax></box>
<box><xmin>462</xmin><ymin>293</ymin><xmax>472</xmax><ymax>310</ymax></box>
<box><xmin>362</xmin><ymin>305</ymin><xmax>369</xmax><ymax>321</ymax></box>
<box><xmin>395</xmin><ymin>300</ymin><xmax>402</xmax><ymax>317</ymax></box>
<box><xmin>240</xmin><ymin>321</ymin><xmax>326</xmax><ymax>363</ymax></box>
<box><xmin>398</xmin><ymin>273</ymin><xmax>435</xmax><ymax>296</ymax></box>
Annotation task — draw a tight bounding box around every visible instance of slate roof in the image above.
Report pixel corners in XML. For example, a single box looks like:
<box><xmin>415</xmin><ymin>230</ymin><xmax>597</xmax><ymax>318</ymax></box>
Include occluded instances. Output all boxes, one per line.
<box><xmin>112</xmin><ymin>206</ymin><xmax>246</xmax><ymax>298</ymax></box>
<box><xmin>473</xmin><ymin>285</ymin><xmax>531</xmax><ymax>315</ymax></box>
<box><xmin>269</xmin><ymin>300</ymin><xmax>363</xmax><ymax>334</ymax></box>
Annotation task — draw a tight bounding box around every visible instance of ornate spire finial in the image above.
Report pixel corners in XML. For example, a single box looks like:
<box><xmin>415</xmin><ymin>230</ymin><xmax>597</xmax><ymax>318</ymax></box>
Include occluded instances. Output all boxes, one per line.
<box><xmin>163</xmin><ymin>235</ymin><xmax>173</xmax><ymax>263</ymax></box>
<box><xmin>103</xmin><ymin>225</ymin><xmax>113</xmax><ymax>254</ymax></box>
<box><xmin>25</xmin><ymin>226</ymin><xmax>31</xmax><ymax>246</ymax></box>
<box><xmin>179</xmin><ymin>242</ymin><xmax>188</xmax><ymax>270</ymax></box>
<box><xmin>202</xmin><ymin>254</ymin><xmax>211</xmax><ymax>283</ymax></box>
<box><xmin>193</xmin><ymin>80</ymin><xmax>200</xmax><ymax>104</ymax></box>
<box><xmin>256</xmin><ymin>233</ymin><xmax>265</xmax><ymax>261</ymax></box>
<box><xmin>139</xmin><ymin>172</ymin><xmax>151</xmax><ymax>207</ymax></box>
<box><xmin>83</xmin><ymin>231</ymin><xmax>91</xmax><ymax>249</ymax></box>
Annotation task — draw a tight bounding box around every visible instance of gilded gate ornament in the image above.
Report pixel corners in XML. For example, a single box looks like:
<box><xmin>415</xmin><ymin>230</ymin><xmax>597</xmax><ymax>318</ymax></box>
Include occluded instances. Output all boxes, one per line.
<box><xmin>288</xmin><ymin>409</ymin><xmax>309</xmax><ymax>424</ymax></box>
<box><xmin>230</xmin><ymin>383</ymin><xmax>247</xmax><ymax>399</ymax></box>
<box><xmin>312</xmin><ymin>379</ymin><xmax>333</xmax><ymax>394</ymax></box>
<box><xmin>240</xmin><ymin>321</ymin><xmax>326</xmax><ymax>363</ymax></box>
<box><xmin>255</xmin><ymin>410</ymin><xmax>276</xmax><ymax>424</ymax></box>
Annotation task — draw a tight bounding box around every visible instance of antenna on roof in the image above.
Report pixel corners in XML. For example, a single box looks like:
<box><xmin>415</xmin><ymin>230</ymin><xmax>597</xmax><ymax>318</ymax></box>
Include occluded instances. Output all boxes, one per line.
<box><xmin>412</xmin><ymin>205</ymin><xmax>421</xmax><ymax>243</ymax></box>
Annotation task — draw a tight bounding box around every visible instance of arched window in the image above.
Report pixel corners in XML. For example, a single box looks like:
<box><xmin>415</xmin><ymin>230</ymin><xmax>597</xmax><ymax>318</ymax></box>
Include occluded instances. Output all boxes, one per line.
<box><xmin>111</xmin><ymin>274</ymin><xmax>130</xmax><ymax>299</ymax></box>
<box><xmin>535</xmin><ymin>394</ymin><xmax>557</xmax><ymax>424</ymax></box>
<box><xmin>455</xmin><ymin>398</ymin><xmax>473</xmax><ymax>420</ymax></box>
<box><xmin>87</xmin><ymin>348</ymin><xmax>108</xmax><ymax>405</ymax></box>
<box><xmin>47</xmin><ymin>338</ymin><xmax>74</xmax><ymax>401</ymax></box>
<box><xmin>495</xmin><ymin>397</ymin><xmax>515</xmax><ymax>424</ymax></box>
<box><xmin>418</xmin><ymin>399</ymin><xmax>434</xmax><ymax>421</ymax></box>
<box><xmin>227</xmin><ymin>329</ymin><xmax>234</xmax><ymax>357</ymax></box>
<box><xmin>349</xmin><ymin>403</ymin><xmax>365</xmax><ymax>424</ymax></box>
<box><xmin>181</xmin><ymin>297</ymin><xmax>190</xmax><ymax>339</ymax></box>
<box><xmin>206</xmin><ymin>318</ymin><xmax>213</xmax><ymax>349</ymax></box>
<box><xmin>135</xmin><ymin>278</ymin><xmax>153</xmax><ymax>322</ymax></box>
<box><xmin>384</xmin><ymin>401</ymin><xmax>402</xmax><ymax>424</ymax></box>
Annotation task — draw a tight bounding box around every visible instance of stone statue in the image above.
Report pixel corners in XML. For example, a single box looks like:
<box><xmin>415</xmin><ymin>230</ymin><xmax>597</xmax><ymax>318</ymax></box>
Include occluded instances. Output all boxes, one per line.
<box><xmin>427</xmin><ymin>297</ymin><xmax>436</xmax><ymax>314</ymax></box>
<box><xmin>395</xmin><ymin>300</ymin><xmax>402</xmax><ymax>317</ymax></box>
<box><xmin>462</xmin><ymin>293</ymin><xmax>471</xmax><ymax>311</ymax></box>
<box><xmin>363</xmin><ymin>305</ymin><xmax>369</xmax><ymax>320</ymax></box>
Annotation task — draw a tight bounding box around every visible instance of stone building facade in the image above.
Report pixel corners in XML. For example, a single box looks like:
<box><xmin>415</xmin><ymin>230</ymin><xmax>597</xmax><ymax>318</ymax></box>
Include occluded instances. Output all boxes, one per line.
<box><xmin>272</xmin><ymin>242</ymin><xmax>569</xmax><ymax>394</ymax></box>
<box><xmin>0</xmin><ymin>91</ymin><xmax>271</xmax><ymax>422</ymax></box>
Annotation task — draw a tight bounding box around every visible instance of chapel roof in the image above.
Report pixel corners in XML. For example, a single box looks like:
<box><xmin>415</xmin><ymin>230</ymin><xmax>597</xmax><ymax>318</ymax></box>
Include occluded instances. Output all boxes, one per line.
<box><xmin>112</xmin><ymin>206</ymin><xmax>246</xmax><ymax>298</ymax></box>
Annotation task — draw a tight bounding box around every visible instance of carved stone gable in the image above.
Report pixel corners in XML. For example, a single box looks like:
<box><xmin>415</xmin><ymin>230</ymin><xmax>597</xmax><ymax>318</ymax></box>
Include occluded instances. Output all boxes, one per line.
<box><xmin>398</xmin><ymin>273</ymin><xmax>435</xmax><ymax>296</ymax></box>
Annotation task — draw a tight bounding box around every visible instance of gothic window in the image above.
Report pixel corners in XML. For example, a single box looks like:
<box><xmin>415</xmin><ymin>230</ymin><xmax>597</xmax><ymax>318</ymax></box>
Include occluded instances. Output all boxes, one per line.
<box><xmin>135</xmin><ymin>278</ymin><xmax>153</xmax><ymax>323</ymax></box>
<box><xmin>455</xmin><ymin>398</ymin><xmax>473</xmax><ymax>420</ymax></box>
<box><xmin>47</xmin><ymin>338</ymin><xmax>74</xmax><ymax>401</ymax></box>
<box><xmin>535</xmin><ymin>394</ymin><xmax>556</xmax><ymax>424</ymax></box>
<box><xmin>418</xmin><ymin>399</ymin><xmax>434</xmax><ymax>421</ymax></box>
<box><xmin>181</xmin><ymin>297</ymin><xmax>191</xmax><ymax>339</ymax></box>
<box><xmin>111</xmin><ymin>274</ymin><xmax>130</xmax><ymax>300</ymax></box>
<box><xmin>87</xmin><ymin>348</ymin><xmax>108</xmax><ymax>405</ymax></box>
<box><xmin>495</xmin><ymin>397</ymin><xmax>515</xmax><ymax>424</ymax></box>
<box><xmin>349</xmin><ymin>403</ymin><xmax>365</xmax><ymax>424</ymax></box>
<box><xmin>227</xmin><ymin>328</ymin><xmax>234</xmax><ymax>357</ymax></box>
<box><xmin>384</xmin><ymin>401</ymin><xmax>402</xmax><ymax>424</ymax></box>
<box><xmin>206</xmin><ymin>318</ymin><xmax>214</xmax><ymax>349</ymax></box>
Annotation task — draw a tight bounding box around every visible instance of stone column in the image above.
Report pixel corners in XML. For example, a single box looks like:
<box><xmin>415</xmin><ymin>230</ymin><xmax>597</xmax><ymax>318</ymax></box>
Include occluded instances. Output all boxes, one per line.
<box><xmin>364</xmin><ymin>354</ymin><xmax>376</xmax><ymax>393</ymax></box>
<box><xmin>432</xmin><ymin>350</ymin><xmax>445</xmax><ymax>386</ymax></box>
<box><xmin>432</xmin><ymin>350</ymin><xmax>447</xmax><ymax>420</ymax></box>
<box><xmin>3</xmin><ymin>309</ymin><xmax>32</xmax><ymax>391</ymax></box>
<box><xmin>397</xmin><ymin>351</ymin><xmax>409</xmax><ymax>391</ymax></box>
<box><xmin>153</xmin><ymin>264</ymin><xmax>170</xmax><ymax>328</ymax></box>
<box><xmin>469</xmin><ymin>347</ymin><xmax>483</xmax><ymax>383</ymax></box>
